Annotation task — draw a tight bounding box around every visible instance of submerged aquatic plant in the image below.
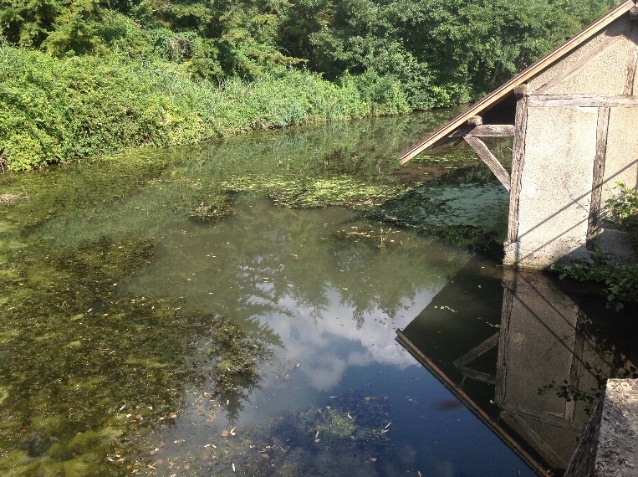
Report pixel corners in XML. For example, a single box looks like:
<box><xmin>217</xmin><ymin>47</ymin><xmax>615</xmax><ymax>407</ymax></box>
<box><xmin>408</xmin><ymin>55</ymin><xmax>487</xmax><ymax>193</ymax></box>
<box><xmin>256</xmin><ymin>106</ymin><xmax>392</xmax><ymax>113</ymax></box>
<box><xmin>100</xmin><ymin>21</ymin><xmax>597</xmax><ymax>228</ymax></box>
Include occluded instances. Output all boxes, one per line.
<box><xmin>0</xmin><ymin>112</ymin><xmax>507</xmax><ymax>475</ymax></box>
<box><xmin>137</xmin><ymin>390</ymin><xmax>393</xmax><ymax>477</ymax></box>
<box><xmin>0</xmin><ymin>237</ymin><xmax>277</xmax><ymax>475</ymax></box>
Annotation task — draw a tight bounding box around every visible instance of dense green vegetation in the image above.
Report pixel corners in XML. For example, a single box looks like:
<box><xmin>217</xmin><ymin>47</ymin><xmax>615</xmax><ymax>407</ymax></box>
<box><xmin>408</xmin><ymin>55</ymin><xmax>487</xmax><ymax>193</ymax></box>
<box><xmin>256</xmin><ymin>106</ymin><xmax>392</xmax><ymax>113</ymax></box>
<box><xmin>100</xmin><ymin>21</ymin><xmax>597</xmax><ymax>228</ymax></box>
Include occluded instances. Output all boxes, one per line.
<box><xmin>555</xmin><ymin>183</ymin><xmax>638</xmax><ymax>310</ymax></box>
<box><xmin>1</xmin><ymin>0</ymin><xmax>615</xmax><ymax>170</ymax></box>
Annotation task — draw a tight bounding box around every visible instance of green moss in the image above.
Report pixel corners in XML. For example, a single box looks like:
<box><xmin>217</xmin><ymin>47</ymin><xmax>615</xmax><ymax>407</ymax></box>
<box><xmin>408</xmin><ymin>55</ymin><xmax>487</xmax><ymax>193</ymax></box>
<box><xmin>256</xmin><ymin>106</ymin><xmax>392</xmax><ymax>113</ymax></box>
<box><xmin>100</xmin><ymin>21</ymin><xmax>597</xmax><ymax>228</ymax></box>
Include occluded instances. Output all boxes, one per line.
<box><xmin>2</xmin><ymin>451</ymin><xmax>38</xmax><ymax>476</ymax></box>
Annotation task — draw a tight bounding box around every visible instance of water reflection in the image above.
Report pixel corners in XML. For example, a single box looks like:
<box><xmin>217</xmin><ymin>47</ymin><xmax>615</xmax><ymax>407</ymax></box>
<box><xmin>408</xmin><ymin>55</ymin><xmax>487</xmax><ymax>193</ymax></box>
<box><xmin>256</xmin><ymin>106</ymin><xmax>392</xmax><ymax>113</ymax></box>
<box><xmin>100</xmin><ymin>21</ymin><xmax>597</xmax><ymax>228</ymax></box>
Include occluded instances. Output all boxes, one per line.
<box><xmin>115</xmin><ymin>198</ymin><xmax>533</xmax><ymax>476</ymax></box>
<box><xmin>398</xmin><ymin>258</ymin><xmax>638</xmax><ymax>476</ymax></box>
<box><xmin>123</xmin><ymin>197</ymin><xmax>466</xmax><ymax>421</ymax></box>
<box><xmin>1</xmin><ymin>109</ymin><xmax>528</xmax><ymax>476</ymax></box>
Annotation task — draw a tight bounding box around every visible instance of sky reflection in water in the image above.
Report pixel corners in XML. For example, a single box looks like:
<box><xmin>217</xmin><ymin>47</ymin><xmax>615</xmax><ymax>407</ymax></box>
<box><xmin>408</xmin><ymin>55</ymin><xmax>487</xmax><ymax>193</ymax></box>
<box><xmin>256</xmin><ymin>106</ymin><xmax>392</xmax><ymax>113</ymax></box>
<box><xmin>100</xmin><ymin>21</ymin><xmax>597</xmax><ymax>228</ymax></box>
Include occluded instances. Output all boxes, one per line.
<box><xmin>120</xmin><ymin>196</ymin><xmax>533</xmax><ymax>476</ymax></box>
<box><xmin>1</xmin><ymin>112</ymin><xmax>535</xmax><ymax>476</ymax></box>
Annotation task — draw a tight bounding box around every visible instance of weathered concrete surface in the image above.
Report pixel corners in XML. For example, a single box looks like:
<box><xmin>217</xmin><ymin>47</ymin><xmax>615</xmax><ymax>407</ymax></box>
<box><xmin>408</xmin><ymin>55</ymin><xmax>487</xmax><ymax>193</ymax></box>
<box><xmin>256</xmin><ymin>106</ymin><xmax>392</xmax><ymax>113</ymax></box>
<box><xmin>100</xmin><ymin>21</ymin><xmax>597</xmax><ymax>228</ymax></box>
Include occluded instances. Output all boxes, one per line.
<box><xmin>528</xmin><ymin>18</ymin><xmax>631</xmax><ymax>94</ymax></box>
<box><xmin>565</xmin><ymin>379</ymin><xmax>638</xmax><ymax>477</ymax></box>
<box><xmin>499</xmin><ymin>270</ymin><xmax>603</xmax><ymax>471</ymax></box>
<box><xmin>603</xmin><ymin>108</ymin><xmax>638</xmax><ymax>203</ymax></box>
<box><xmin>564</xmin><ymin>397</ymin><xmax>604</xmax><ymax>477</ymax></box>
<box><xmin>597</xmin><ymin>228</ymin><xmax>636</xmax><ymax>262</ymax></box>
<box><xmin>505</xmin><ymin>105</ymin><xmax>597</xmax><ymax>269</ymax></box>
<box><xmin>540</xmin><ymin>33</ymin><xmax>631</xmax><ymax>96</ymax></box>
<box><xmin>503</xmin><ymin>13</ymin><xmax>638</xmax><ymax>270</ymax></box>
<box><xmin>595</xmin><ymin>379</ymin><xmax>638</xmax><ymax>476</ymax></box>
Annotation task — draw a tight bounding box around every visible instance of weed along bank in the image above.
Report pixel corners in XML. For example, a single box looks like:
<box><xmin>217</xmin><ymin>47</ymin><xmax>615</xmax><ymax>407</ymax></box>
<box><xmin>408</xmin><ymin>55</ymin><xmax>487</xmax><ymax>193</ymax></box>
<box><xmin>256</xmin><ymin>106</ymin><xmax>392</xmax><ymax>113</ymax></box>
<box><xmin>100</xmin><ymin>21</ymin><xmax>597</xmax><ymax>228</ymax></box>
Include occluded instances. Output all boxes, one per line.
<box><xmin>401</xmin><ymin>0</ymin><xmax>638</xmax><ymax>270</ymax></box>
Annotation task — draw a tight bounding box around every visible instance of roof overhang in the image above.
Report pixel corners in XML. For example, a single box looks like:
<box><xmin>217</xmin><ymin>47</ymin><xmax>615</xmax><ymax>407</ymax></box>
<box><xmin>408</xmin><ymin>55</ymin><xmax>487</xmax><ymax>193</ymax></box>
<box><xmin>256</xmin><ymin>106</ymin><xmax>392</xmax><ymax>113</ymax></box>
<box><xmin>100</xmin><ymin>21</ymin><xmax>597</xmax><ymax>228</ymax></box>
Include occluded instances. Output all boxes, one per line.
<box><xmin>399</xmin><ymin>0</ymin><xmax>637</xmax><ymax>165</ymax></box>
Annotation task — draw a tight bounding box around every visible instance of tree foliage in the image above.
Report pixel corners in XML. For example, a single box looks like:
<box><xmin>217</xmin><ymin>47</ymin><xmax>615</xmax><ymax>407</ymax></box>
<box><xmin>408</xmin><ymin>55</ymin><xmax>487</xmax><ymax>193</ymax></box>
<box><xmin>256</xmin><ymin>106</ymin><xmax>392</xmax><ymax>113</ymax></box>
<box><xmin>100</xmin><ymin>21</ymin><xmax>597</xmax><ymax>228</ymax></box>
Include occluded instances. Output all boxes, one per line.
<box><xmin>280</xmin><ymin>0</ymin><xmax>615</xmax><ymax>106</ymax></box>
<box><xmin>0</xmin><ymin>0</ymin><xmax>617</xmax><ymax>169</ymax></box>
<box><xmin>1</xmin><ymin>0</ymin><xmax>615</xmax><ymax>93</ymax></box>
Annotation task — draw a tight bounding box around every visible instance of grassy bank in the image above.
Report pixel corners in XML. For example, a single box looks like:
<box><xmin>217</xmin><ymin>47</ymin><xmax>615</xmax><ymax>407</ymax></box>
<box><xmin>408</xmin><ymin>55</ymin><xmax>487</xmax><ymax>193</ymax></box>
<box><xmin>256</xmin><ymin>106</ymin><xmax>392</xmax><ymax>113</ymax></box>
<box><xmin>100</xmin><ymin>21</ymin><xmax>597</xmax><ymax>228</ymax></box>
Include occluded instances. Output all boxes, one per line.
<box><xmin>0</xmin><ymin>46</ymin><xmax>410</xmax><ymax>171</ymax></box>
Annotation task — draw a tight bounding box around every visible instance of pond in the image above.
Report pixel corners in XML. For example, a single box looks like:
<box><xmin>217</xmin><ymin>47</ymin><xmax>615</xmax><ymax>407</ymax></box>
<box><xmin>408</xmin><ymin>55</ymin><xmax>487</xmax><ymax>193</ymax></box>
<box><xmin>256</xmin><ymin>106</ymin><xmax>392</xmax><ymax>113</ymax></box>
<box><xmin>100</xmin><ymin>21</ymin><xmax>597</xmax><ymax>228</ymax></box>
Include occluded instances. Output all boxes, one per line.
<box><xmin>1</xmin><ymin>112</ymin><xmax>637</xmax><ymax>477</ymax></box>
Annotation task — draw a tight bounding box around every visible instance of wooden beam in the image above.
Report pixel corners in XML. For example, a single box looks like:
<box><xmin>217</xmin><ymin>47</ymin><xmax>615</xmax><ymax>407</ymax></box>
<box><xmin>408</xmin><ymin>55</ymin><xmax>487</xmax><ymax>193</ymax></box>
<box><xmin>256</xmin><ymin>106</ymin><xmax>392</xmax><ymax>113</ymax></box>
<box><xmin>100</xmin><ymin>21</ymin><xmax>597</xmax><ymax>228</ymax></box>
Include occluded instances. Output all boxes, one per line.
<box><xmin>587</xmin><ymin>107</ymin><xmax>611</xmax><ymax>250</ymax></box>
<box><xmin>565</xmin><ymin>312</ymin><xmax>586</xmax><ymax>421</ymax></box>
<box><xmin>502</xmin><ymin>403</ymin><xmax>583</xmax><ymax>433</ymax></box>
<box><xmin>495</xmin><ymin>273</ymin><xmax>515</xmax><ymax>407</ymax></box>
<box><xmin>456</xmin><ymin>367</ymin><xmax>496</xmax><ymax>385</ymax></box>
<box><xmin>454</xmin><ymin>333</ymin><xmax>499</xmax><ymax>368</ymax></box>
<box><xmin>465</xmin><ymin>124</ymin><xmax>515</xmax><ymax>137</ymax></box>
<box><xmin>467</xmin><ymin>115</ymin><xmax>483</xmax><ymax>126</ymax></box>
<box><xmin>503</xmin><ymin>412</ymin><xmax>570</xmax><ymax>470</ymax></box>
<box><xmin>528</xmin><ymin>94</ymin><xmax>638</xmax><ymax>107</ymax></box>
<box><xmin>464</xmin><ymin>135</ymin><xmax>511</xmax><ymax>191</ymax></box>
<box><xmin>514</xmin><ymin>84</ymin><xmax>528</xmax><ymax>98</ymax></box>
<box><xmin>507</xmin><ymin>94</ymin><xmax>529</xmax><ymax>245</ymax></box>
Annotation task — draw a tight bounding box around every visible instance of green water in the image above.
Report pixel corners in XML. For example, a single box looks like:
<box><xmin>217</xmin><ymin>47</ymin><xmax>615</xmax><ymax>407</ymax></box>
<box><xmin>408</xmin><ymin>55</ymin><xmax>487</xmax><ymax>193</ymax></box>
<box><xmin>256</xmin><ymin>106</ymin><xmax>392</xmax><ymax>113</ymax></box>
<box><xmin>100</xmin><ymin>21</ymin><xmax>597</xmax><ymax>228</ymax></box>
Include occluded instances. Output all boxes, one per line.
<box><xmin>0</xmin><ymin>112</ymin><xmax>537</xmax><ymax>476</ymax></box>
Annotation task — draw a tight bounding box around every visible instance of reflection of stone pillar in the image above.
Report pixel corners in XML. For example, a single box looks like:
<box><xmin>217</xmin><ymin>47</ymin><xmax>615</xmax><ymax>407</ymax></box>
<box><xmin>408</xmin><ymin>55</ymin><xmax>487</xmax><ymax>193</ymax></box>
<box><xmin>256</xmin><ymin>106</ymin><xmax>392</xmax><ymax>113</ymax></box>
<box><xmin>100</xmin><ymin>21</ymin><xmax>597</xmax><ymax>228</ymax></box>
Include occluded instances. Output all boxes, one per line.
<box><xmin>496</xmin><ymin>270</ymin><xmax>604</xmax><ymax>471</ymax></box>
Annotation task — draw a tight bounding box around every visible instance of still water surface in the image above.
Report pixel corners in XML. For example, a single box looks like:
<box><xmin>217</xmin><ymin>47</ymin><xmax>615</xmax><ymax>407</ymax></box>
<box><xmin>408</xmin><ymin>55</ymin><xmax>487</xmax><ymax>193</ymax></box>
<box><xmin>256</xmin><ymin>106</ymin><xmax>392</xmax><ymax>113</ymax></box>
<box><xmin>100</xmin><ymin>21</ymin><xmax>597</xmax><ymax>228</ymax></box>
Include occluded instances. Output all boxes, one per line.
<box><xmin>1</xmin><ymin>113</ymin><xmax>635</xmax><ymax>476</ymax></box>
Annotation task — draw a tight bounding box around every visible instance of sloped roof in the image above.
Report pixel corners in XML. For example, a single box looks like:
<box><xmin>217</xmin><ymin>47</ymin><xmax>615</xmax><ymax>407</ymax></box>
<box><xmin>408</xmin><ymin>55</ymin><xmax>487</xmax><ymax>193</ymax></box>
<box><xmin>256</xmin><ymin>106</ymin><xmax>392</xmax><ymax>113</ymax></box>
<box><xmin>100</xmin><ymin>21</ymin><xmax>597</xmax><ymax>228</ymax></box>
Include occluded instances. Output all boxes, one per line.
<box><xmin>399</xmin><ymin>0</ymin><xmax>636</xmax><ymax>164</ymax></box>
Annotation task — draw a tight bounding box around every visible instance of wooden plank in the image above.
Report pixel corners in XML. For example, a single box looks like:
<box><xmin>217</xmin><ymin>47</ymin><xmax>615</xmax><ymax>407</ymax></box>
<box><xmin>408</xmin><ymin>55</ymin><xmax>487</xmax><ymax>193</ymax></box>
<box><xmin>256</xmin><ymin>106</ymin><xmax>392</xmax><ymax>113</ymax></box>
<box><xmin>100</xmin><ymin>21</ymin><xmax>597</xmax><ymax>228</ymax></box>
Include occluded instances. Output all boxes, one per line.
<box><xmin>398</xmin><ymin>0</ymin><xmax>634</xmax><ymax>164</ymax></box>
<box><xmin>528</xmin><ymin>94</ymin><xmax>638</xmax><ymax>107</ymax></box>
<box><xmin>465</xmin><ymin>124</ymin><xmax>515</xmax><ymax>137</ymax></box>
<box><xmin>565</xmin><ymin>313</ymin><xmax>586</xmax><ymax>421</ymax></box>
<box><xmin>467</xmin><ymin>115</ymin><xmax>483</xmax><ymax>126</ymax></box>
<box><xmin>503</xmin><ymin>403</ymin><xmax>583</xmax><ymax>433</ymax></box>
<box><xmin>456</xmin><ymin>367</ymin><xmax>496</xmax><ymax>385</ymax></box>
<box><xmin>464</xmin><ymin>135</ymin><xmax>511</xmax><ymax>191</ymax></box>
<box><xmin>587</xmin><ymin>107</ymin><xmax>611</xmax><ymax>250</ymax></box>
<box><xmin>507</xmin><ymin>93</ymin><xmax>529</xmax><ymax>244</ymax></box>
<box><xmin>495</xmin><ymin>273</ymin><xmax>515</xmax><ymax>407</ymax></box>
<box><xmin>503</xmin><ymin>411</ymin><xmax>570</xmax><ymax>470</ymax></box>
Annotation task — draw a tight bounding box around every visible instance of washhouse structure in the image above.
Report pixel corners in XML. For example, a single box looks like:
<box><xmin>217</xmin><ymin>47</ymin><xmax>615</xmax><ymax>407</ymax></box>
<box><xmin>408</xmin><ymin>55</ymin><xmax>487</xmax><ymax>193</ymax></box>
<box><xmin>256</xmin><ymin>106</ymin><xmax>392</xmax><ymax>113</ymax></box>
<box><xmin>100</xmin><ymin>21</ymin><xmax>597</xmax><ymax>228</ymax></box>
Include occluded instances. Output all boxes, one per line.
<box><xmin>401</xmin><ymin>0</ymin><xmax>638</xmax><ymax>269</ymax></box>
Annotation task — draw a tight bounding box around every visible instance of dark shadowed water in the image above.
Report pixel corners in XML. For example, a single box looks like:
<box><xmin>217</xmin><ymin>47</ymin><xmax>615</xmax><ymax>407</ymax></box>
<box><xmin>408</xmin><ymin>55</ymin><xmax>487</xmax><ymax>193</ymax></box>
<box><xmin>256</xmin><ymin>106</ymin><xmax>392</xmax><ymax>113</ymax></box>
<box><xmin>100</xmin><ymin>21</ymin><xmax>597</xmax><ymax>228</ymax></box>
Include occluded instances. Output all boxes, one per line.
<box><xmin>1</xmin><ymin>112</ymin><xmax>637</xmax><ymax>477</ymax></box>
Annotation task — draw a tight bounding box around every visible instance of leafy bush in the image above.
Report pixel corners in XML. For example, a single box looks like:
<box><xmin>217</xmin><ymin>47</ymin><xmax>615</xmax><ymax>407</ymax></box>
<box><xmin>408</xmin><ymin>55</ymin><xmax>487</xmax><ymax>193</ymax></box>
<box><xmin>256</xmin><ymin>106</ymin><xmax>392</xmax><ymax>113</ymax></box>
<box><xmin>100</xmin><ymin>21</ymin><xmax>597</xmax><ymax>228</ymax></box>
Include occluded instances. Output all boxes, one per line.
<box><xmin>554</xmin><ymin>183</ymin><xmax>638</xmax><ymax>311</ymax></box>
<box><xmin>0</xmin><ymin>45</ymin><xmax>402</xmax><ymax>170</ymax></box>
<box><xmin>606</xmin><ymin>181</ymin><xmax>638</xmax><ymax>252</ymax></box>
<box><xmin>554</xmin><ymin>252</ymin><xmax>638</xmax><ymax>311</ymax></box>
<box><xmin>0</xmin><ymin>0</ymin><xmax>618</xmax><ymax>169</ymax></box>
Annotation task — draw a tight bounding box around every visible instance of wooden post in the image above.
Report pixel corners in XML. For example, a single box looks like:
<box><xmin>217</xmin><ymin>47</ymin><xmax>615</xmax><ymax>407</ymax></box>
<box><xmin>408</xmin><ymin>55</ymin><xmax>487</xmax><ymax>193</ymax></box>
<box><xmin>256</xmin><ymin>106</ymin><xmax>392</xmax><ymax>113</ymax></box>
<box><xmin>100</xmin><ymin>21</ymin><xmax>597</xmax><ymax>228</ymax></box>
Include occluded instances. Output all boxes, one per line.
<box><xmin>625</xmin><ymin>24</ymin><xmax>638</xmax><ymax>95</ymax></box>
<box><xmin>467</xmin><ymin>115</ymin><xmax>484</xmax><ymax>127</ymax></box>
<box><xmin>506</xmin><ymin>85</ymin><xmax>529</xmax><ymax>252</ymax></box>
<box><xmin>587</xmin><ymin>107</ymin><xmax>611</xmax><ymax>250</ymax></box>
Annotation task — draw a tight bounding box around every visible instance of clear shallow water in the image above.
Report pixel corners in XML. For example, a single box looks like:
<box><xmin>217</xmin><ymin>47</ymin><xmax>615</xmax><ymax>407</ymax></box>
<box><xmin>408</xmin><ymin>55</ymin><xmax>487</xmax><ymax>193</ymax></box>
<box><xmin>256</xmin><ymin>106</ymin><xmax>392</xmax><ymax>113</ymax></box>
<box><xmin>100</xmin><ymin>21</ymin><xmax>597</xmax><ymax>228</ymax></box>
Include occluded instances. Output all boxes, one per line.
<box><xmin>1</xmin><ymin>112</ymin><xmax>635</xmax><ymax>477</ymax></box>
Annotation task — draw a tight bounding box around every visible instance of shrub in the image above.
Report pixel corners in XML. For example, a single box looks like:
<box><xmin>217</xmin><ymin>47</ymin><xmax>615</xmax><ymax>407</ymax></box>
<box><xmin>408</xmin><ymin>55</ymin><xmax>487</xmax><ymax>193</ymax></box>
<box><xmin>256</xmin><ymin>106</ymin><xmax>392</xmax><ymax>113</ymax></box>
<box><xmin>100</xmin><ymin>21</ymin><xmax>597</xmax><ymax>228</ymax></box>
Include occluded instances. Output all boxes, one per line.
<box><xmin>605</xmin><ymin>181</ymin><xmax>638</xmax><ymax>252</ymax></box>
<box><xmin>0</xmin><ymin>46</ymin><xmax>406</xmax><ymax>171</ymax></box>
